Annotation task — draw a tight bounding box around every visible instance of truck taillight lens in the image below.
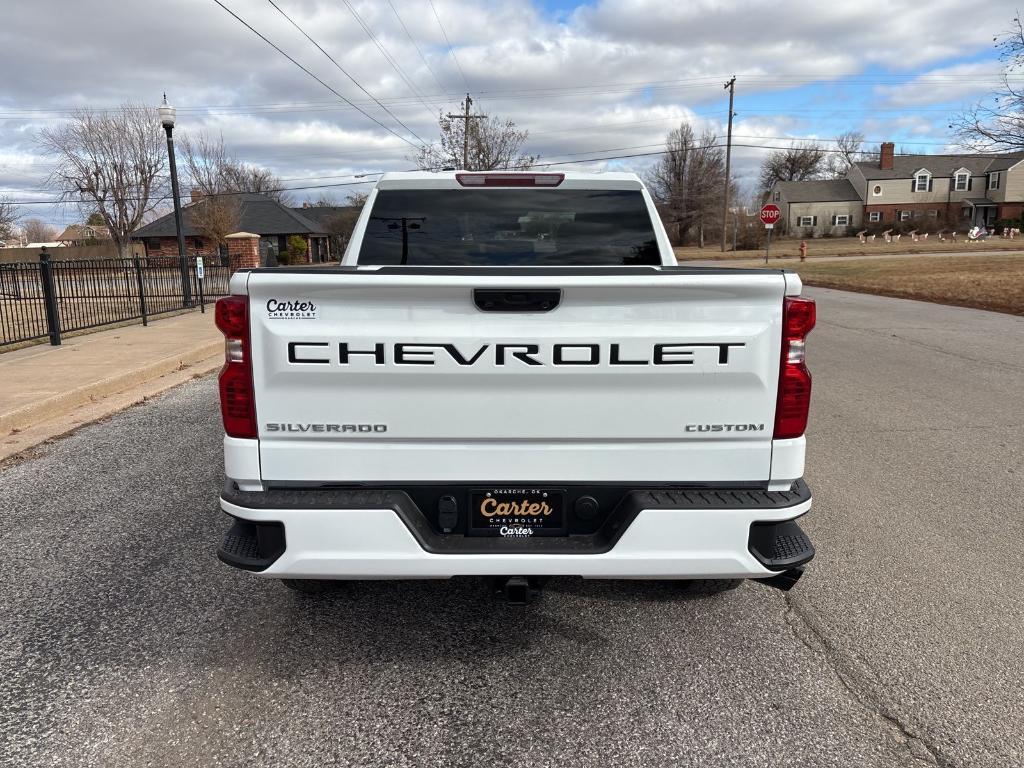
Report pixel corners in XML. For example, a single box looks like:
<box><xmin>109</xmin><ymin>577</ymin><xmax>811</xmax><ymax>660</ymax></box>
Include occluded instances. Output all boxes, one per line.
<box><xmin>215</xmin><ymin>296</ymin><xmax>257</xmax><ymax>439</ymax></box>
<box><xmin>774</xmin><ymin>297</ymin><xmax>816</xmax><ymax>440</ymax></box>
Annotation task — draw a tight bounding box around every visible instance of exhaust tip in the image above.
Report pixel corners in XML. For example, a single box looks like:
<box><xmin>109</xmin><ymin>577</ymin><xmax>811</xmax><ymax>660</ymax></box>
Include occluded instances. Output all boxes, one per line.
<box><xmin>754</xmin><ymin>566</ymin><xmax>805</xmax><ymax>592</ymax></box>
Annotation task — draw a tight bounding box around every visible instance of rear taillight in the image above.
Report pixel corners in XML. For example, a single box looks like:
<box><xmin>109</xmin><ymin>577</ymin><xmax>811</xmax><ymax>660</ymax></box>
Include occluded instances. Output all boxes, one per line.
<box><xmin>215</xmin><ymin>296</ymin><xmax>257</xmax><ymax>439</ymax></box>
<box><xmin>774</xmin><ymin>297</ymin><xmax>816</xmax><ymax>439</ymax></box>
<box><xmin>455</xmin><ymin>173</ymin><xmax>564</xmax><ymax>187</ymax></box>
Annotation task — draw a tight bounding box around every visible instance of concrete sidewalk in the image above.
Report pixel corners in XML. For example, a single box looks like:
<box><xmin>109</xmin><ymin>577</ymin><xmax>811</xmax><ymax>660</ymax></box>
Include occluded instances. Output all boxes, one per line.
<box><xmin>0</xmin><ymin>311</ymin><xmax>222</xmax><ymax>460</ymax></box>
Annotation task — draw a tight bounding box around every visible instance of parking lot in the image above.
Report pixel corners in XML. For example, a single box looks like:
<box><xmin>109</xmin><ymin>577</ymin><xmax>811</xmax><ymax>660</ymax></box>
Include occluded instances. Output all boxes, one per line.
<box><xmin>1</xmin><ymin>287</ymin><xmax>1022</xmax><ymax>768</ymax></box>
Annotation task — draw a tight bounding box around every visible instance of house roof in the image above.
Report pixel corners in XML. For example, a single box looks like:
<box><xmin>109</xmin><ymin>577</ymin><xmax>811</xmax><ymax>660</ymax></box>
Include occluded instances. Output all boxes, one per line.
<box><xmin>985</xmin><ymin>154</ymin><xmax>1024</xmax><ymax>172</ymax></box>
<box><xmin>131</xmin><ymin>193</ymin><xmax>328</xmax><ymax>239</ymax></box>
<box><xmin>57</xmin><ymin>224</ymin><xmax>110</xmax><ymax>241</ymax></box>
<box><xmin>291</xmin><ymin>205</ymin><xmax>360</xmax><ymax>228</ymax></box>
<box><xmin>854</xmin><ymin>153</ymin><xmax>1024</xmax><ymax>179</ymax></box>
<box><xmin>773</xmin><ymin>179</ymin><xmax>861</xmax><ymax>203</ymax></box>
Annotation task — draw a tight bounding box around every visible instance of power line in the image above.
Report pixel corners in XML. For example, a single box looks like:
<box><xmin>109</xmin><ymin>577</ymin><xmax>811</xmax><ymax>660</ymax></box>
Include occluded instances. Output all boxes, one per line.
<box><xmin>13</xmin><ymin>138</ymin><xmax>1002</xmax><ymax>206</ymax></box>
<box><xmin>209</xmin><ymin>0</ymin><xmax>421</xmax><ymax>149</ymax></box>
<box><xmin>266</xmin><ymin>0</ymin><xmax>426</xmax><ymax>147</ymax></box>
<box><xmin>339</xmin><ymin>0</ymin><xmax>439</xmax><ymax>120</ymax></box>
<box><xmin>386</xmin><ymin>0</ymin><xmax>449</xmax><ymax>97</ymax></box>
<box><xmin>4</xmin><ymin>177</ymin><xmax>383</xmax><ymax>207</ymax></box>
<box><xmin>2</xmin><ymin>69</ymin><xmax>1019</xmax><ymax>121</ymax></box>
<box><xmin>1</xmin><ymin>70</ymin><xmax>1019</xmax><ymax>118</ymax></box>
<box><xmin>427</xmin><ymin>0</ymin><xmax>469</xmax><ymax>92</ymax></box>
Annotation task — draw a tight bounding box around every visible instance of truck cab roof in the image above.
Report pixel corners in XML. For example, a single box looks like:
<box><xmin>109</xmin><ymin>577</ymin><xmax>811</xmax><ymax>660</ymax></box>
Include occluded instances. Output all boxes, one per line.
<box><xmin>375</xmin><ymin>170</ymin><xmax>645</xmax><ymax>191</ymax></box>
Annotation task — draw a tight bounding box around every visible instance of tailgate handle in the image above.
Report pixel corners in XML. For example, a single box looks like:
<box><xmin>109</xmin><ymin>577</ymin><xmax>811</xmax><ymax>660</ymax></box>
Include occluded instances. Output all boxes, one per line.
<box><xmin>474</xmin><ymin>288</ymin><xmax>561</xmax><ymax>312</ymax></box>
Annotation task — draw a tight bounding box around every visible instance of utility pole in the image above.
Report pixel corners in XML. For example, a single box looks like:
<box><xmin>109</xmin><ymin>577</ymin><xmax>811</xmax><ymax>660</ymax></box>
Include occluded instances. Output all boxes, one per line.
<box><xmin>446</xmin><ymin>94</ymin><xmax>487</xmax><ymax>170</ymax></box>
<box><xmin>720</xmin><ymin>76</ymin><xmax>736</xmax><ymax>253</ymax></box>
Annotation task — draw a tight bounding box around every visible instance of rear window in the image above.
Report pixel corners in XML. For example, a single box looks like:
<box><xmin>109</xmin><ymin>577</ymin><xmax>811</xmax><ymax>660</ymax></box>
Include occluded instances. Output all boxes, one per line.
<box><xmin>357</xmin><ymin>189</ymin><xmax>660</xmax><ymax>266</ymax></box>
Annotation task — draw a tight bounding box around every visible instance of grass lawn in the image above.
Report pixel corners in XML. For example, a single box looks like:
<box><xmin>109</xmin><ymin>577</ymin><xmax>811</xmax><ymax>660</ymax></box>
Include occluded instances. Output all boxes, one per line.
<box><xmin>674</xmin><ymin>235</ymin><xmax>1024</xmax><ymax>261</ymax></box>
<box><xmin>779</xmin><ymin>254</ymin><xmax>1024</xmax><ymax>316</ymax></box>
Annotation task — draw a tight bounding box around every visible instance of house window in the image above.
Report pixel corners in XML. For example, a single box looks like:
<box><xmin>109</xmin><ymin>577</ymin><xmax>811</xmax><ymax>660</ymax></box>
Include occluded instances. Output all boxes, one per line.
<box><xmin>797</xmin><ymin>216</ymin><xmax>815</xmax><ymax>227</ymax></box>
<box><xmin>927</xmin><ymin>209</ymin><xmax>938</xmax><ymax>218</ymax></box>
<box><xmin>955</xmin><ymin>172</ymin><xmax>969</xmax><ymax>191</ymax></box>
<box><xmin>832</xmin><ymin>214</ymin><xmax>850</xmax><ymax>226</ymax></box>
<box><xmin>989</xmin><ymin>172</ymin><xmax>1001</xmax><ymax>190</ymax></box>
<box><xmin>869</xmin><ymin>211</ymin><xmax>881</xmax><ymax>223</ymax></box>
<box><xmin>872</xmin><ymin>184</ymin><xmax>882</xmax><ymax>196</ymax></box>
<box><xmin>145</xmin><ymin>238</ymin><xmax>161</xmax><ymax>250</ymax></box>
<box><xmin>773</xmin><ymin>190</ymin><xmax>781</xmax><ymax>202</ymax></box>
<box><xmin>899</xmin><ymin>210</ymin><xmax>912</xmax><ymax>221</ymax></box>
<box><xmin>915</xmin><ymin>174</ymin><xmax>930</xmax><ymax>192</ymax></box>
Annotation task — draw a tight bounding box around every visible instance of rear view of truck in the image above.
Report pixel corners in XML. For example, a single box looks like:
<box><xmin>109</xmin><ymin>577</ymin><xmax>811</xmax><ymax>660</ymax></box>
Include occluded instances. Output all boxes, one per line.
<box><xmin>214</xmin><ymin>171</ymin><xmax>815</xmax><ymax>601</ymax></box>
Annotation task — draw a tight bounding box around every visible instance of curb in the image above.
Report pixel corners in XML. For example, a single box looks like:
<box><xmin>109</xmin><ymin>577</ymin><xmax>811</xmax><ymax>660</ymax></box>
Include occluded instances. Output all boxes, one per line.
<box><xmin>0</xmin><ymin>340</ymin><xmax>222</xmax><ymax>436</ymax></box>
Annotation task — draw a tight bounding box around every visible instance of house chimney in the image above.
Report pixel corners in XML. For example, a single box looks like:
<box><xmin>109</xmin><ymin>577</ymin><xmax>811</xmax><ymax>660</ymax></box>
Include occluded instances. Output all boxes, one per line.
<box><xmin>879</xmin><ymin>142</ymin><xmax>895</xmax><ymax>171</ymax></box>
<box><xmin>190</xmin><ymin>188</ymin><xmax>204</xmax><ymax>203</ymax></box>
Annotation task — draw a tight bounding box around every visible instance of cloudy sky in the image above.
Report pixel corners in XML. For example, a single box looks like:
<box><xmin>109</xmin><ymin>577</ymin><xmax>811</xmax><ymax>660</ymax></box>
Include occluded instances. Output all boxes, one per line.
<box><xmin>0</xmin><ymin>0</ymin><xmax>1015</xmax><ymax>225</ymax></box>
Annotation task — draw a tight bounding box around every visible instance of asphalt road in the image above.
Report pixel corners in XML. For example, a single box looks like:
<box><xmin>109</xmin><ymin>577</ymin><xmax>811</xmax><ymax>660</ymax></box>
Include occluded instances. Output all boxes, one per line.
<box><xmin>1</xmin><ymin>287</ymin><xmax>1022</xmax><ymax>768</ymax></box>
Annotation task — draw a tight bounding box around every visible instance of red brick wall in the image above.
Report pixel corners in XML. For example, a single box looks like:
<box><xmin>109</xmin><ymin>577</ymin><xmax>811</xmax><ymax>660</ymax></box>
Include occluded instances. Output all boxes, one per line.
<box><xmin>999</xmin><ymin>204</ymin><xmax>1023</xmax><ymax>220</ymax></box>
<box><xmin>141</xmin><ymin>236</ymin><xmax>214</xmax><ymax>258</ymax></box>
<box><xmin>863</xmin><ymin>203</ymin><xmax>967</xmax><ymax>225</ymax></box>
<box><xmin>226</xmin><ymin>236</ymin><xmax>260</xmax><ymax>271</ymax></box>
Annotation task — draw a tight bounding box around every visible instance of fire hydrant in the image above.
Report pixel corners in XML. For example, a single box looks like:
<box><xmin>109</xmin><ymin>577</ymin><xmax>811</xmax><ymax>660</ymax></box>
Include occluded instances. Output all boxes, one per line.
<box><xmin>799</xmin><ymin>241</ymin><xmax>808</xmax><ymax>261</ymax></box>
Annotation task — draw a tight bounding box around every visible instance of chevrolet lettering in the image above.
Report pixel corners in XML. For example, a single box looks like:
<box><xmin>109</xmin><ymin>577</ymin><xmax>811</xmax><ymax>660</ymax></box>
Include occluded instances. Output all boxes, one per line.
<box><xmin>287</xmin><ymin>341</ymin><xmax>746</xmax><ymax>367</ymax></box>
<box><xmin>215</xmin><ymin>170</ymin><xmax>816</xmax><ymax>603</ymax></box>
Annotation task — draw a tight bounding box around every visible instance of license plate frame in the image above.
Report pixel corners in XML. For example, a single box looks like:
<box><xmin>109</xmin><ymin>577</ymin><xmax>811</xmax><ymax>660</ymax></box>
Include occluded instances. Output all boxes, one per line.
<box><xmin>467</xmin><ymin>488</ymin><xmax>567</xmax><ymax>537</ymax></box>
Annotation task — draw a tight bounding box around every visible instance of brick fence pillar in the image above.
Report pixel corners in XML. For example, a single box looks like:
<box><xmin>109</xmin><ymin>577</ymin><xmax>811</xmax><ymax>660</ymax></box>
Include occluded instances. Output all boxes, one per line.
<box><xmin>225</xmin><ymin>232</ymin><xmax>261</xmax><ymax>272</ymax></box>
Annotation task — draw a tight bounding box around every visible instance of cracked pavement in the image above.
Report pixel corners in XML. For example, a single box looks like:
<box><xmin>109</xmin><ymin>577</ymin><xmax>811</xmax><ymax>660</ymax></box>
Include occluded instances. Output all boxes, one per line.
<box><xmin>1</xmin><ymin>287</ymin><xmax>1022</xmax><ymax>767</ymax></box>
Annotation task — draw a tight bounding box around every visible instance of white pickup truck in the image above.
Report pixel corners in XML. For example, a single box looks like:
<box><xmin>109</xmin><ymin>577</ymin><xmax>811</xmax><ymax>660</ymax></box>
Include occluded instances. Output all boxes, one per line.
<box><xmin>214</xmin><ymin>171</ymin><xmax>815</xmax><ymax>602</ymax></box>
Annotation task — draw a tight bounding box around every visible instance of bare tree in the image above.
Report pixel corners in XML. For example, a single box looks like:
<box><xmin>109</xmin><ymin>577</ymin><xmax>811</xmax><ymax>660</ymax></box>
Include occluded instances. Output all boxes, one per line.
<box><xmin>0</xmin><ymin>195</ymin><xmax>19</xmax><ymax>241</ymax></box>
<box><xmin>178</xmin><ymin>131</ymin><xmax>294</xmax><ymax>247</ymax></box>
<box><xmin>308</xmin><ymin>191</ymin><xmax>368</xmax><ymax>254</ymax></box>
<box><xmin>37</xmin><ymin>103</ymin><xmax>166</xmax><ymax>257</ymax></box>
<box><xmin>954</xmin><ymin>15</ymin><xmax>1024</xmax><ymax>150</ymax></box>
<box><xmin>22</xmin><ymin>218</ymin><xmax>58</xmax><ymax>243</ymax></box>
<box><xmin>645</xmin><ymin>123</ymin><xmax>730</xmax><ymax>246</ymax></box>
<box><xmin>823</xmin><ymin>130</ymin><xmax>868</xmax><ymax>178</ymax></box>
<box><xmin>178</xmin><ymin>132</ymin><xmax>242</xmax><ymax>247</ymax></box>
<box><xmin>223</xmin><ymin>164</ymin><xmax>291</xmax><ymax>205</ymax></box>
<box><xmin>758</xmin><ymin>142</ymin><xmax>828</xmax><ymax>191</ymax></box>
<box><xmin>415</xmin><ymin>107</ymin><xmax>537</xmax><ymax>171</ymax></box>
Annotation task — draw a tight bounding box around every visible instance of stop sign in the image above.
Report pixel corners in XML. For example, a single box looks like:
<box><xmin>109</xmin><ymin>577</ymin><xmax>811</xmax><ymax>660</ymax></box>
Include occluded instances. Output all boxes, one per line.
<box><xmin>759</xmin><ymin>204</ymin><xmax>781</xmax><ymax>226</ymax></box>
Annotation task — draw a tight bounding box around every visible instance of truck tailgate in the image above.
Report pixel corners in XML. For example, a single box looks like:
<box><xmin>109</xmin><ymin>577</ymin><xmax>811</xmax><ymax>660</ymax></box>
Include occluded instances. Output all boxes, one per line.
<box><xmin>245</xmin><ymin>269</ymin><xmax>786</xmax><ymax>484</ymax></box>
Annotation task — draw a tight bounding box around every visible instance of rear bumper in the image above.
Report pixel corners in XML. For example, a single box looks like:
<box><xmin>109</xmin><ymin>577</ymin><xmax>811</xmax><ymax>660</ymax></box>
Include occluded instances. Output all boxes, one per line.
<box><xmin>218</xmin><ymin>482</ymin><xmax>814</xmax><ymax>580</ymax></box>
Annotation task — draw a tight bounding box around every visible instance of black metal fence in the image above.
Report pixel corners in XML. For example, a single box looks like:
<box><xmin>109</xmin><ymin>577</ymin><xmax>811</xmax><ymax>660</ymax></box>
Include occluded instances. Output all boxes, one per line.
<box><xmin>0</xmin><ymin>252</ymin><xmax>231</xmax><ymax>348</ymax></box>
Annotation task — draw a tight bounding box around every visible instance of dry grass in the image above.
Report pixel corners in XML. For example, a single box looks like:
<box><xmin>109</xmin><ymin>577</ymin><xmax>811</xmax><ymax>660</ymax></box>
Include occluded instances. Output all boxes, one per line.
<box><xmin>779</xmin><ymin>254</ymin><xmax>1024</xmax><ymax>316</ymax></box>
<box><xmin>674</xmin><ymin>236</ymin><xmax>1024</xmax><ymax>261</ymax></box>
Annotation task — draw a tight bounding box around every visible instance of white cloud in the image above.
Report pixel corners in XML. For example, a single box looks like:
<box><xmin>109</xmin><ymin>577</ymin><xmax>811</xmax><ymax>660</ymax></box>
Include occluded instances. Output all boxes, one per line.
<box><xmin>875</xmin><ymin>61</ymin><xmax>1005</xmax><ymax>108</ymax></box>
<box><xmin>0</xmin><ymin>0</ymin><xmax>1014</xmax><ymax>222</ymax></box>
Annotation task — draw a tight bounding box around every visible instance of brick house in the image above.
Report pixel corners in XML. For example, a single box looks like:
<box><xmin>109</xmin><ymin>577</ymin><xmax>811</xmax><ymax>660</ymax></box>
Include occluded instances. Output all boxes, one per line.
<box><xmin>770</xmin><ymin>142</ymin><xmax>1024</xmax><ymax>233</ymax></box>
<box><xmin>131</xmin><ymin>192</ymin><xmax>339</xmax><ymax>268</ymax></box>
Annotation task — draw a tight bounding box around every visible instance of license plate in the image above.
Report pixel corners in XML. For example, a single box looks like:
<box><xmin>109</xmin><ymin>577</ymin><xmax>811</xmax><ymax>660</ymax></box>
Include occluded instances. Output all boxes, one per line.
<box><xmin>468</xmin><ymin>488</ymin><xmax>566</xmax><ymax>537</ymax></box>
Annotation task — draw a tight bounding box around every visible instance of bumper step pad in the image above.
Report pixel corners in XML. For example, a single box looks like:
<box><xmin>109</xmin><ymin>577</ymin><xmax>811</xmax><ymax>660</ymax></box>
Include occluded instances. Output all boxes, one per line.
<box><xmin>217</xmin><ymin>519</ymin><xmax>286</xmax><ymax>572</ymax></box>
<box><xmin>748</xmin><ymin>519</ymin><xmax>815</xmax><ymax>570</ymax></box>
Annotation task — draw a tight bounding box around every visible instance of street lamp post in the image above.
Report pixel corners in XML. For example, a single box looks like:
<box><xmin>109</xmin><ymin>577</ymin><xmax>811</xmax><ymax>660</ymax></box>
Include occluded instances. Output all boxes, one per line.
<box><xmin>158</xmin><ymin>94</ymin><xmax>192</xmax><ymax>307</ymax></box>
